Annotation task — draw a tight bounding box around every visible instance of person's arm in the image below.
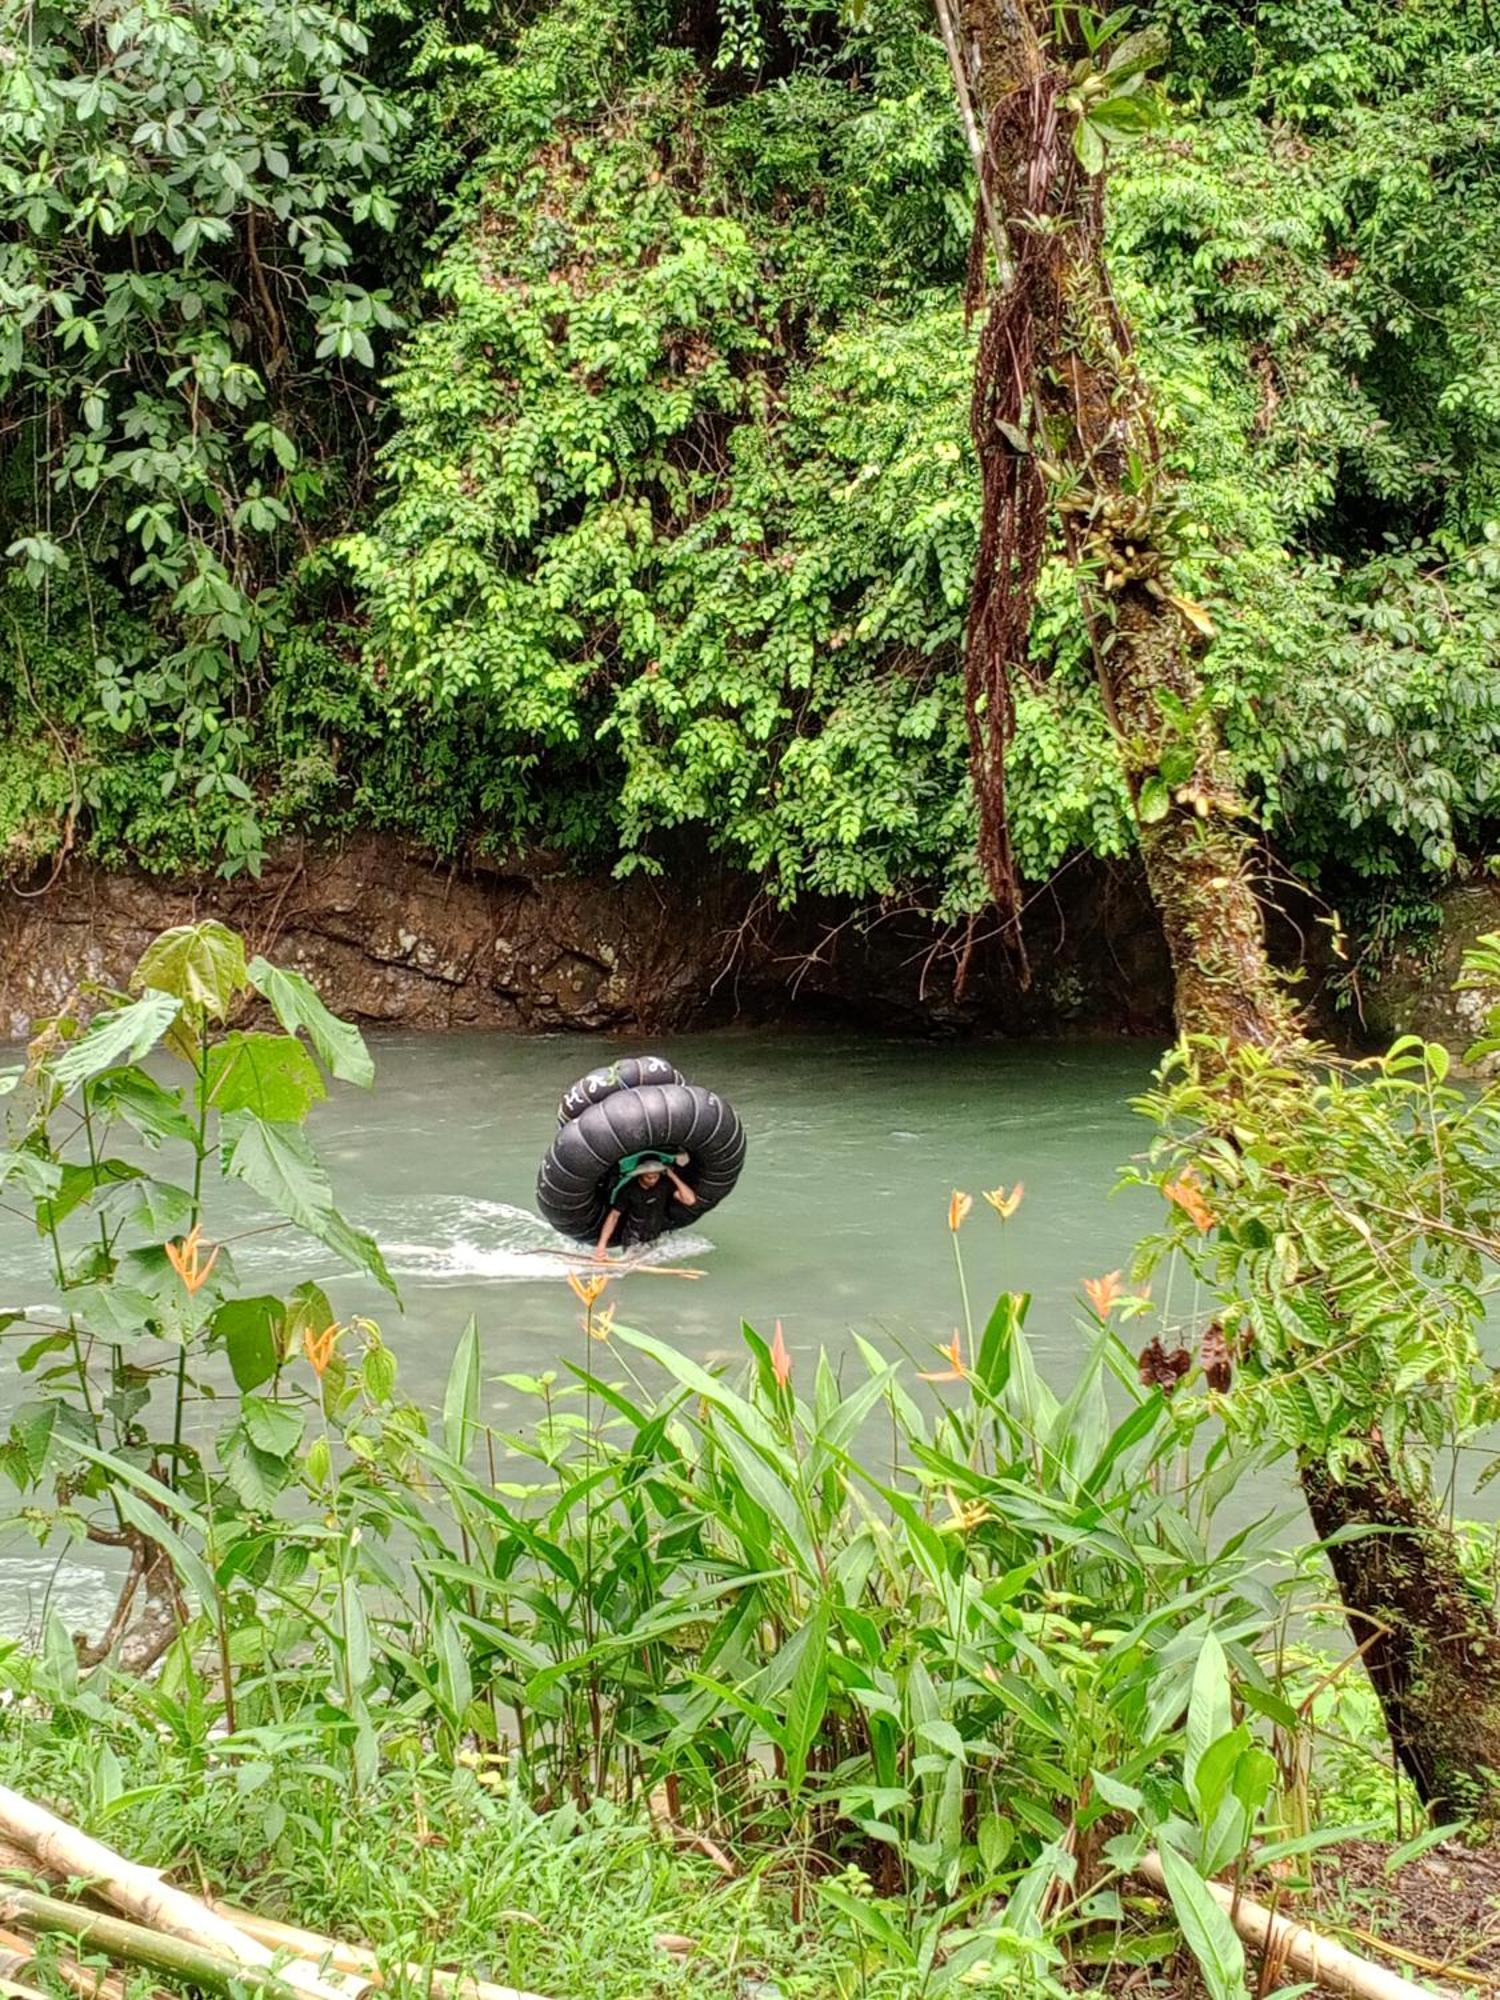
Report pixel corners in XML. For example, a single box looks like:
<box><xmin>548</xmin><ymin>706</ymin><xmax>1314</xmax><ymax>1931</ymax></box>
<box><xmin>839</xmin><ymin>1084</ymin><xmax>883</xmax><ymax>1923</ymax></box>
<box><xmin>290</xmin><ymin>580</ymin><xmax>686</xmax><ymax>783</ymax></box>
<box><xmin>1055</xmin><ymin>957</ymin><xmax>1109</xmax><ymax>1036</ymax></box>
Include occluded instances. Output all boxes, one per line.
<box><xmin>594</xmin><ymin>1208</ymin><xmax>622</xmax><ymax>1261</ymax></box>
<box><xmin>665</xmin><ymin>1168</ymin><xmax>698</xmax><ymax>1208</ymax></box>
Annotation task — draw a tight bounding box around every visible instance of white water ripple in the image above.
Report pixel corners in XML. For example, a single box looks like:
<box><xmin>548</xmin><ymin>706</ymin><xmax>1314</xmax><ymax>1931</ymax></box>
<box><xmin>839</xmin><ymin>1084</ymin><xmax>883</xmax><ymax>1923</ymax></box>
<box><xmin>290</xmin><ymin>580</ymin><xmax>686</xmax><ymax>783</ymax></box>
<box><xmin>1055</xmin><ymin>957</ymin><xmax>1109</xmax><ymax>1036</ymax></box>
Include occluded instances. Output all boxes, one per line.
<box><xmin>378</xmin><ymin>1197</ymin><xmax>716</xmax><ymax>1284</ymax></box>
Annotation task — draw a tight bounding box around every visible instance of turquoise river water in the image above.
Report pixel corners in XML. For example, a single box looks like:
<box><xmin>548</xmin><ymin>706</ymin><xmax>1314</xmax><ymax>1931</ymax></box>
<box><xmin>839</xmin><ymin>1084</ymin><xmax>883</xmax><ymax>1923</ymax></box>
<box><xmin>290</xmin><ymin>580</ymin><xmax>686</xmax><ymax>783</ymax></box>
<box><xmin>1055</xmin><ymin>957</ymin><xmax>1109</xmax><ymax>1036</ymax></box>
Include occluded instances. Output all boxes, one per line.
<box><xmin>0</xmin><ymin>1029</ymin><xmax>1233</xmax><ymax>1632</ymax></box>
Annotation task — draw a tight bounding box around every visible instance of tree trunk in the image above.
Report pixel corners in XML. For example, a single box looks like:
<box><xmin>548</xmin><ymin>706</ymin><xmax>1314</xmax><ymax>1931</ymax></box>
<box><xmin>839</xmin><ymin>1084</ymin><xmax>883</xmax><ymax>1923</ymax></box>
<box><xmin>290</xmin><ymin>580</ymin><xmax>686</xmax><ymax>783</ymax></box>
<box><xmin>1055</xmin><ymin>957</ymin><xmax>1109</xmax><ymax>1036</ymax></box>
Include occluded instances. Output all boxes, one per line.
<box><xmin>949</xmin><ymin>0</ymin><xmax>1500</xmax><ymax>1822</ymax></box>
<box><xmin>1302</xmin><ymin>1443</ymin><xmax>1500</xmax><ymax>1821</ymax></box>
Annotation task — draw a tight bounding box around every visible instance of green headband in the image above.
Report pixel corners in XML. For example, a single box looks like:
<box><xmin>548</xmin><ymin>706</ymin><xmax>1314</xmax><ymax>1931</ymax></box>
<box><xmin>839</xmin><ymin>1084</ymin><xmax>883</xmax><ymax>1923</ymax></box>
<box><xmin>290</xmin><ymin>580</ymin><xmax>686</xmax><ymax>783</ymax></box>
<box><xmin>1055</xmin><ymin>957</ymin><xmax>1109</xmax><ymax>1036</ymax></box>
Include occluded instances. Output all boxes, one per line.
<box><xmin>610</xmin><ymin>1150</ymin><xmax>676</xmax><ymax>1204</ymax></box>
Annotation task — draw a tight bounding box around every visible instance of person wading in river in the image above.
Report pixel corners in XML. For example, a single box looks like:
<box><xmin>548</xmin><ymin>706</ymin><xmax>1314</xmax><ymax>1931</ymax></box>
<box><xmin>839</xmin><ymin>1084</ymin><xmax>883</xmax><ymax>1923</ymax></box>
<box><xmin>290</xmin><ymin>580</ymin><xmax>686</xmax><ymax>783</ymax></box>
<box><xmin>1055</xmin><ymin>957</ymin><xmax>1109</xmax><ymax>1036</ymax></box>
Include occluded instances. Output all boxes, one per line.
<box><xmin>593</xmin><ymin>1154</ymin><xmax>698</xmax><ymax>1261</ymax></box>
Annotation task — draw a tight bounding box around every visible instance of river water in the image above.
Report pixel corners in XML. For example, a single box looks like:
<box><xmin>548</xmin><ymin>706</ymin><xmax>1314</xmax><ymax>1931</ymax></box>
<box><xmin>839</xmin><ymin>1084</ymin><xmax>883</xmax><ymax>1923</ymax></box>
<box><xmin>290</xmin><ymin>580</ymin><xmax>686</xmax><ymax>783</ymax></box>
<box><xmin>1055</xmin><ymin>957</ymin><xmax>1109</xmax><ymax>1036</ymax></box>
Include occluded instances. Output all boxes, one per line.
<box><xmin>0</xmin><ymin>1030</ymin><xmax>1188</xmax><ymax>1630</ymax></box>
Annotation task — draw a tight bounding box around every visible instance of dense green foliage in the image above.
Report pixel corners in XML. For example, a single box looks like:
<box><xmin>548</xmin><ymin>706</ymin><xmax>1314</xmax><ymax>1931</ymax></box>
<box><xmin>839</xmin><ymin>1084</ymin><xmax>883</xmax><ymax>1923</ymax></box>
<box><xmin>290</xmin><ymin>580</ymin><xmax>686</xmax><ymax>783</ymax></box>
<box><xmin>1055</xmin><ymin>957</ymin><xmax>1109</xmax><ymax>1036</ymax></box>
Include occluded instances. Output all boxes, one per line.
<box><xmin>0</xmin><ymin>0</ymin><xmax>1496</xmax><ymax>934</ymax></box>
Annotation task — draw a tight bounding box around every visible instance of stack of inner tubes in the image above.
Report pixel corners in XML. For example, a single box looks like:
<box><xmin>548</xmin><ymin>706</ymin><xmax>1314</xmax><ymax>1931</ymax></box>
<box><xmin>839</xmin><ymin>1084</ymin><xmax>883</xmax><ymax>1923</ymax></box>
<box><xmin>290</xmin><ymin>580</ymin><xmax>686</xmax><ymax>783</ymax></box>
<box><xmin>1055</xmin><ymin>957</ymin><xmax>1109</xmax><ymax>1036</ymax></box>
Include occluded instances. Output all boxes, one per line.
<box><xmin>537</xmin><ymin>1056</ymin><xmax>746</xmax><ymax>1243</ymax></box>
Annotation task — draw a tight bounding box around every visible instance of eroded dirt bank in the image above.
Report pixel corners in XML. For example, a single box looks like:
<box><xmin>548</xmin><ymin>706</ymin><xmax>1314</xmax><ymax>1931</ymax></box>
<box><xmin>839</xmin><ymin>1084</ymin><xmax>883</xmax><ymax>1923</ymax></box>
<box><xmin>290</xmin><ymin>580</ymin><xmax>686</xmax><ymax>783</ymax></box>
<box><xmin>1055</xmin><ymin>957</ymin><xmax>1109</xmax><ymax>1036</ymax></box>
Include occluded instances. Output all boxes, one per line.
<box><xmin>0</xmin><ymin>836</ymin><xmax>1175</xmax><ymax>1038</ymax></box>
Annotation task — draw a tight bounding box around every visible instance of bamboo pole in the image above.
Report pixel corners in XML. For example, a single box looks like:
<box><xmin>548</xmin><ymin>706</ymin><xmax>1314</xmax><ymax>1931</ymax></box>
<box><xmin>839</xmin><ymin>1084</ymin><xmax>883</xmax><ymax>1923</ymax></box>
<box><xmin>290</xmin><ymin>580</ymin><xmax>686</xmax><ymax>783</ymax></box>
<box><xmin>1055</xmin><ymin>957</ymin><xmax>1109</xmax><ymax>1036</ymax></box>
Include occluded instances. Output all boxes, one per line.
<box><xmin>0</xmin><ymin>1890</ymin><xmax>324</xmax><ymax>2000</ymax></box>
<box><xmin>0</xmin><ymin>1790</ymin><xmax>345</xmax><ymax>2000</ymax></box>
<box><xmin>1137</xmin><ymin>1854</ymin><xmax>1447</xmax><ymax>2000</ymax></box>
<box><xmin>213</xmin><ymin>1904</ymin><xmax>551</xmax><ymax>2000</ymax></box>
<box><xmin>0</xmin><ymin>1920</ymin><xmax>135</xmax><ymax>2000</ymax></box>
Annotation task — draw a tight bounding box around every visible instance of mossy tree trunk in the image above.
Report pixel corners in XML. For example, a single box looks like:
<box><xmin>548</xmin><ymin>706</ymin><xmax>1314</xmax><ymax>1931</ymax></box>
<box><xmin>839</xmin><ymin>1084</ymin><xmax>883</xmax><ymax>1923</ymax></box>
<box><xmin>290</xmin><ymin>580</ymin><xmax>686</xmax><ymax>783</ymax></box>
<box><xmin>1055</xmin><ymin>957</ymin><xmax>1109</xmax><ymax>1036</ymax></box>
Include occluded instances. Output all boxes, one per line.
<box><xmin>949</xmin><ymin>0</ymin><xmax>1500</xmax><ymax>1823</ymax></box>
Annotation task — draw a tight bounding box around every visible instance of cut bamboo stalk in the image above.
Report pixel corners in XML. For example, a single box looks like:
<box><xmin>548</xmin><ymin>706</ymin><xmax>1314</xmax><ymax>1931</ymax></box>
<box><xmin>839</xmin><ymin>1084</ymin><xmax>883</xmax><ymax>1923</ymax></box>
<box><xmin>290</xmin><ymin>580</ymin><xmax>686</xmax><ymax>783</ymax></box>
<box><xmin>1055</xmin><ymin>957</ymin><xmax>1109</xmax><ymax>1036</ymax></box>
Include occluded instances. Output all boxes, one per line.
<box><xmin>0</xmin><ymin>1918</ymin><xmax>134</xmax><ymax>2000</ymax></box>
<box><xmin>213</xmin><ymin>1903</ymin><xmax>552</xmax><ymax>2000</ymax></box>
<box><xmin>1137</xmin><ymin>1853</ymin><xmax>1448</xmax><ymax>2000</ymax></box>
<box><xmin>0</xmin><ymin>1889</ymin><xmax>315</xmax><ymax>2000</ymax></box>
<box><xmin>0</xmin><ymin>1790</ymin><xmax>345</xmax><ymax>2000</ymax></box>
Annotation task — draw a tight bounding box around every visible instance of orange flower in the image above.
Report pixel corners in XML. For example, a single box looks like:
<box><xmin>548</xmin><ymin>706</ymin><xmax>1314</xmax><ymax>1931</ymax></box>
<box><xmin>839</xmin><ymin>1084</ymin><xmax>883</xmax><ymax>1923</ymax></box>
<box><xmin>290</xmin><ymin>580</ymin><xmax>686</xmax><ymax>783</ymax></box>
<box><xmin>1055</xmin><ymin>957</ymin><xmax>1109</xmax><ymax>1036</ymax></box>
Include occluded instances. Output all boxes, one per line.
<box><xmin>983</xmin><ymin>1184</ymin><xmax>1024</xmax><ymax>1220</ymax></box>
<box><xmin>1082</xmin><ymin>1271</ymin><xmax>1124</xmax><ymax>1319</ymax></box>
<box><xmin>567</xmin><ymin>1271</ymin><xmax>608</xmax><ymax>1306</ymax></box>
<box><xmin>165</xmin><ymin>1224</ymin><xmax>219</xmax><ymax>1295</ymax></box>
<box><xmin>770</xmin><ymin>1320</ymin><xmax>793</xmax><ymax>1390</ymax></box>
<box><xmin>1164</xmin><ymin>1170</ymin><xmax>1215</xmax><ymax>1233</ymax></box>
<box><xmin>948</xmin><ymin>1190</ymin><xmax>973</xmax><ymax>1232</ymax></box>
<box><xmin>919</xmin><ymin>1331</ymin><xmax>969</xmax><ymax>1383</ymax></box>
<box><xmin>303</xmin><ymin>1321</ymin><xmax>340</xmax><ymax>1379</ymax></box>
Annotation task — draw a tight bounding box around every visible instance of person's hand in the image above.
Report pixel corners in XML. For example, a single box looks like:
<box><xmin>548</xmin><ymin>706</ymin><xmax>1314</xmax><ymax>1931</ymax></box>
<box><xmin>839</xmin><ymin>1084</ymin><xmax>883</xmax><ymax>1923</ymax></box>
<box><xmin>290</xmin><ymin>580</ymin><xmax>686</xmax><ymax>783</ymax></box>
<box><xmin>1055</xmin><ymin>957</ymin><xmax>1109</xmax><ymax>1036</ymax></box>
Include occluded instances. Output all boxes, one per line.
<box><xmin>592</xmin><ymin>1244</ymin><xmax>608</xmax><ymax>1263</ymax></box>
<box><xmin>675</xmin><ymin>1152</ymin><xmax>689</xmax><ymax>1166</ymax></box>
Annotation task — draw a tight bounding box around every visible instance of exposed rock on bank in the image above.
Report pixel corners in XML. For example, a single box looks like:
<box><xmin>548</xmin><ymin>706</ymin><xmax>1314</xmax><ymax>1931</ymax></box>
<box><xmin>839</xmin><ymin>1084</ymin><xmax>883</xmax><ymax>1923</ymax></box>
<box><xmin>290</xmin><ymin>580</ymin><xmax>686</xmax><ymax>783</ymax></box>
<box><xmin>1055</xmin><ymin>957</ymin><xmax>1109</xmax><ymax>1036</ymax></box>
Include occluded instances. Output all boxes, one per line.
<box><xmin>1350</xmin><ymin>883</ymin><xmax>1500</xmax><ymax>1066</ymax></box>
<box><xmin>0</xmin><ymin>836</ymin><xmax>1174</xmax><ymax>1039</ymax></box>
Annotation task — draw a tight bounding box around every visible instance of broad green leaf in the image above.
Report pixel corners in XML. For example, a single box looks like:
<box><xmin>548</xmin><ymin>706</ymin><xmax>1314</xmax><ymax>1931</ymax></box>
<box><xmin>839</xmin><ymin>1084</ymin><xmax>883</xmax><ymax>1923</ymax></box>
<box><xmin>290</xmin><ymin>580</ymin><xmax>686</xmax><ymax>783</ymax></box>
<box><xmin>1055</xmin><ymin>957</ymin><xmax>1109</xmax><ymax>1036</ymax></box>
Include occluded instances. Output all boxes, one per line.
<box><xmin>4</xmin><ymin>1400</ymin><xmax>58</xmax><ymax>1484</ymax></box>
<box><xmin>780</xmin><ymin>1601</ymin><xmax>829</xmax><ymax>1798</ymax></box>
<box><xmin>1192</xmin><ymin>1725</ymin><xmax>1251</xmax><ymax>1836</ymax></box>
<box><xmin>0</xmin><ymin>1150</ymin><xmax>62</xmax><ymax>1202</ymax></box>
<box><xmin>134</xmin><ymin>921</ymin><xmax>249</xmax><ymax>1019</ymax></box>
<box><xmin>37</xmin><ymin>1158</ymin><xmax>143</xmax><ymax>1232</ymax></box>
<box><xmin>48</xmin><ymin>992</ymin><xmax>181</xmax><ymax>1090</ymax></box>
<box><xmin>1156</xmin><ymin>1843</ymin><xmax>1248</xmax><ymax>2000</ymax></box>
<box><xmin>436</xmin><ymin>1612</ymin><xmax>473</xmax><ymax>1727</ymax></box>
<box><xmin>225</xmin><ymin>1435</ymin><xmax>294</xmax><ymax>1512</ymax></box>
<box><xmin>1138</xmin><ymin>774</ymin><xmax>1170</xmax><ymax>823</ymax></box>
<box><xmin>242</xmin><ymin>1394</ymin><xmax>304</xmax><ymax>1459</ymax></box>
<box><xmin>314</xmin><ymin>1205</ymin><xmax>397</xmax><ymax>1297</ymax></box>
<box><xmin>1104</xmin><ymin>23</ymin><xmax>1168</xmax><ymax>77</ymax></box>
<box><xmin>212</xmin><ymin>1296</ymin><xmax>284</xmax><ymax>1392</ymax></box>
<box><xmin>341</xmin><ymin>1581</ymin><xmax>371</xmax><ymax>1689</ymax></box>
<box><xmin>100</xmin><ymin>1177</ymin><xmax>195</xmax><ymax>1240</ymax></box>
<box><xmin>286</xmin><ymin>1281</ymin><xmax>336</xmax><ymax>1348</ymax></box>
<box><xmin>247</xmin><ymin>957</ymin><xmax>374</xmax><ymax>1086</ymax></box>
<box><xmin>220</xmin><ymin>1112</ymin><xmax>391</xmax><ymax>1290</ymax></box>
<box><xmin>207</xmin><ymin>1032</ymin><xmax>326</xmax><ymax>1122</ymax></box>
<box><xmin>86</xmin><ymin>1066</ymin><xmax>195</xmax><ymax>1145</ymax></box>
<box><xmin>363</xmin><ymin>1342</ymin><xmax>397</xmax><ymax>1405</ymax></box>
<box><xmin>1185</xmin><ymin>1629</ymin><xmax>1233</xmax><ymax>1796</ymax></box>
<box><xmin>220</xmin><ymin>1108</ymin><xmax>319</xmax><ymax>1225</ymax></box>
<box><xmin>66</xmin><ymin>1283</ymin><xmax>159</xmax><ymax>1344</ymax></box>
<box><xmin>1074</xmin><ymin>115</ymin><xmax>1106</xmax><ymax>175</ymax></box>
<box><xmin>443</xmin><ymin>1316</ymin><xmax>481</xmax><ymax>1463</ymax></box>
<box><xmin>975</xmin><ymin>1289</ymin><xmax>1026</xmax><ymax>1396</ymax></box>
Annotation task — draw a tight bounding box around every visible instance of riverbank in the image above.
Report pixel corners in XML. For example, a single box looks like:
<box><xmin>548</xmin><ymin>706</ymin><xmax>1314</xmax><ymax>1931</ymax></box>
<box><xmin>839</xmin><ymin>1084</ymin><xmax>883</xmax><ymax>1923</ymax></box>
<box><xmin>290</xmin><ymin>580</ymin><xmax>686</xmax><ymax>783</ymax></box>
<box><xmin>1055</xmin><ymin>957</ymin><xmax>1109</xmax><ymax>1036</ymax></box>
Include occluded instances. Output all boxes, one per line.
<box><xmin>5</xmin><ymin>838</ymin><xmax>1493</xmax><ymax>1051</ymax></box>
<box><xmin>0</xmin><ymin>836</ymin><xmax>1176</xmax><ymax>1039</ymax></box>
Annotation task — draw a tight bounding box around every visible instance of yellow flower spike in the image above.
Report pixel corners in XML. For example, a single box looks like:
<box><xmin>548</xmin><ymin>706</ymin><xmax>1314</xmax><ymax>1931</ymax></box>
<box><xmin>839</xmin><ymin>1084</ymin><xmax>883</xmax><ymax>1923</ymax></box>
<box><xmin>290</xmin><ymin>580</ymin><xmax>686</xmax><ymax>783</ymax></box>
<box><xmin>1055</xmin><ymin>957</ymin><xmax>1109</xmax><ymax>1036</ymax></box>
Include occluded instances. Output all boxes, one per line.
<box><xmin>1082</xmin><ymin>1270</ymin><xmax>1123</xmax><ymax>1319</ymax></box>
<box><xmin>919</xmin><ymin>1331</ymin><xmax>969</xmax><ymax>1383</ymax></box>
<box><xmin>164</xmin><ymin>1223</ymin><xmax>220</xmax><ymax>1295</ymax></box>
<box><xmin>982</xmin><ymin>1184</ymin><xmax>1024</xmax><ymax>1221</ymax></box>
<box><xmin>303</xmin><ymin>1321</ymin><xmax>341</xmax><ymax>1379</ymax></box>
<box><xmin>1163</xmin><ymin>1170</ymin><xmax>1215</xmax><ymax>1233</ymax></box>
<box><xmin>567</xmin><ymin>1271</ymin><xmax>608</xmax><ymax>1306</ymax></box>
<box><xmin>589</xmin><ymin>1303</ymin><xmax>616</xmax><ymax>1343</ymax></box>
<box><xmin>769</xmin><ymin>1321</ymin><xmax>793</xmax><ymax>1390</ymax></box>
<box><xmin>947</xmin><ymin>1190</ymin><xmax>973</xmax><ymax>1233</ymax></box>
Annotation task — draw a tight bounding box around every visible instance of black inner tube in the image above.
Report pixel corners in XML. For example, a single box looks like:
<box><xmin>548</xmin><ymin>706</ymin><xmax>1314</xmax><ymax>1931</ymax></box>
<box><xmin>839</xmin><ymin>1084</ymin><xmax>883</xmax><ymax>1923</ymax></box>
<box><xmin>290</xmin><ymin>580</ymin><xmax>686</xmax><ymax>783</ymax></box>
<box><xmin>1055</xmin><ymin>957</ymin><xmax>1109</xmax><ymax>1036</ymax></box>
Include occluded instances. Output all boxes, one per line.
<box><xmin>556</xmin><ymin>1055</ymin><xmax>684</xmax><ymax>1126</ymax></box>
<box><xmin>537</xmin><ymin>1080</ymin><xmax>746</xmax><ymax>1242</ymax></box>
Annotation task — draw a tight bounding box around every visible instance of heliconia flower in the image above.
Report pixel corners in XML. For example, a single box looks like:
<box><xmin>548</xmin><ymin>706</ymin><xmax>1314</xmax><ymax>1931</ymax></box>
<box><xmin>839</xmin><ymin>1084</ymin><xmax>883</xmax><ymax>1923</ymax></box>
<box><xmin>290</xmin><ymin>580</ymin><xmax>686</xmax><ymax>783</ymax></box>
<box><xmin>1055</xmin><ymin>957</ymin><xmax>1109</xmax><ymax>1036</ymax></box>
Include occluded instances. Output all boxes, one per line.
<box><xmin>303</xmin><ymin>1321</ymin><xmax>341</xmax><ymax>1379</ymax></box>
<box><xmin>919</xmin><ymin>1331</ymin><xmax>969</xmax><ymax>1383</ymax></box>
<box><xmin>590</xmin><ymin>1303</ymin><xmax>616</xmax><ymax>1343</ymax></box>
<box><xmin>1082</xmin><ymin>1270</ymin><xmax>1124</xmax><ymax>1319</ymax></box>
<box><xmin>567</xmin><ymin>1271</ymin><xmax>608</xmax><ymax>1306</ymax></box>
<box><xmin>941</xmin><ymin>1484</ymin><xmax>989</xmax><ymax>1533</ymax></box>
<box><xmin>948</xmin><ymin>1190</ymin><xmax>974</xmax><ymax>1233</ymax></box>
<box><xmin>165</xmin><ymin>1223</ymin><xmax>219</xmax><ymax>1295</ymax></box>
<box><xmin>1163</xmin><ymin>1170</ymin><xmax>1215</xmax><ymax>1233</ymax></box>
<box><xmin>983</xmin><ymin>1184</ymin><xmax>1024</xmax><ymax>1220</ymax></box>
<box><xmin>770</xmin><ymin>1321</ymin><xmax>793</xmax><ymax>1390</ymax></box>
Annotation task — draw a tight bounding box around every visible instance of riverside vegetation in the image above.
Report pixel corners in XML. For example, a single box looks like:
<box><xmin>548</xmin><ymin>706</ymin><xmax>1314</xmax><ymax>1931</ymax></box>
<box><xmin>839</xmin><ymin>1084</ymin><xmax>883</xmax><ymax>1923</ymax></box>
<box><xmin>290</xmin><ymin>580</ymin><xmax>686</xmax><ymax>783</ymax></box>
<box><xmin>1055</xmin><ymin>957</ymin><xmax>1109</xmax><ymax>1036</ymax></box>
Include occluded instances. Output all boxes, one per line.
<box><xmin>0</xmin><ymin>0</ymin><xmax>1496</xmax><ymax>981</ymax></box>
<box><xmin>2</xmin><ymin>920</ymin><xmax>1500</xmax><ymax>1996</ymax></box>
